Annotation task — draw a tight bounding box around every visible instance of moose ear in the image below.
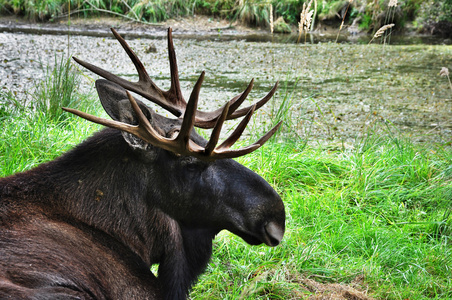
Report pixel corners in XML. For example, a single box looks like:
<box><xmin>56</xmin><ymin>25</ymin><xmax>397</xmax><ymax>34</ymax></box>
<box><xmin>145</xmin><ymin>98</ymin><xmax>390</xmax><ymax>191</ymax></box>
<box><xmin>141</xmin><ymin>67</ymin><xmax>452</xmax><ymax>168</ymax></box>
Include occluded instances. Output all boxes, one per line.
<box><xmin>96</xmin><ymin>79</ymin><xmax>146</xmax><ymax>121</ymax></box>
<box><xmin>95</xmin><ymin>79</ymin><xmax>160</xmax><ymax>151</ymax></box>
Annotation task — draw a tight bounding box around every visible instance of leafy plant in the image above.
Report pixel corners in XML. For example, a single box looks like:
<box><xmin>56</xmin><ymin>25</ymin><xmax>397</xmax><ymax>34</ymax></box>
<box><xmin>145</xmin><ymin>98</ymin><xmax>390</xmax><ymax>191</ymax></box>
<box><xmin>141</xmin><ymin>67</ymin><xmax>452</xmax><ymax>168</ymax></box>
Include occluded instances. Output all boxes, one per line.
<box><xmin>234</xmin><ymin>0</ymin><xmax>270</xmax><ymax>27</ymax></box>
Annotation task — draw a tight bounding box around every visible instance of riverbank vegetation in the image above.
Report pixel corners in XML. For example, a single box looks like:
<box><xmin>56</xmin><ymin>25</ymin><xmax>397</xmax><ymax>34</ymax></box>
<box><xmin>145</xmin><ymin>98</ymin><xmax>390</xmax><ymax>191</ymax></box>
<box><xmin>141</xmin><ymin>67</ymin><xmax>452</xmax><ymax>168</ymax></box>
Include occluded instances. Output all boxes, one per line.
<box><xmin>0</xmin><ymin>0</ymin><xmax>451</xmax><ymax>36</ymax></box>
<box><xmin>1</xmin><ymin>55</ymin><xmax>451</xmax><ymax>299</ymax></box>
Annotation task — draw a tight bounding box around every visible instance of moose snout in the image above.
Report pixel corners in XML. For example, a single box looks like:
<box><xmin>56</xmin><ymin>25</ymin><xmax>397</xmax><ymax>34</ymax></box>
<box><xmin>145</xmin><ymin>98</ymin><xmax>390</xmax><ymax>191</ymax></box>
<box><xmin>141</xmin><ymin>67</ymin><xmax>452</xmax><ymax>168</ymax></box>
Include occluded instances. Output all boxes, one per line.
<box><xmin>263</xmin><ymin>221</ymin><xmax>285</xmax><ymax>247</ymax></box>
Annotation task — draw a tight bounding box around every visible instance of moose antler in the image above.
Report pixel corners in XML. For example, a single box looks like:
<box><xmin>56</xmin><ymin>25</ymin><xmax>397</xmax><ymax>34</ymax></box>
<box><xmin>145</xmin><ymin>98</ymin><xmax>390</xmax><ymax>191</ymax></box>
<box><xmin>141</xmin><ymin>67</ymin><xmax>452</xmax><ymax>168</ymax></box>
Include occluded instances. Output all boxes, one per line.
<box><xmin>72</xmin><ymin>28</ymin><xmax>279</xmax><ymax>129</ymax></box>
<box><xmin>66</xmin><ymin>28</ymin><xmax>281</xmax><ymax>160</ymax></box>
<box><xmin>63</xmin><ymin>81</ymin><xmax>280</xmax><ymax>160</ymax></box>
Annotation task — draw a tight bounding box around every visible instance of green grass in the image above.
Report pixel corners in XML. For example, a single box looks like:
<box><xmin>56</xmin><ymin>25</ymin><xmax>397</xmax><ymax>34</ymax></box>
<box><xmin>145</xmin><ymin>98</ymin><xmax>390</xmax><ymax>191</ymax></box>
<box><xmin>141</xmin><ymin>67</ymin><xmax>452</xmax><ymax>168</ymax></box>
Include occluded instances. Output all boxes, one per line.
<box><xmin>34</xmin><ymin>54</ymin><xmax>88</xmax><ymax>121</ymax></box>
<box><xmin>0</xmin><ymin>56</ymin><xmax>100</xmax><ymax>174</ymax></box>
<box><xmin>196</xmin><ymin>133</ymin><xmax>452</xmax><ymax>299</ymax></box>
<box><xmin>1</xmin><ymin>60</ymin><xmax>451</xmax><ymax>299</ymax></box>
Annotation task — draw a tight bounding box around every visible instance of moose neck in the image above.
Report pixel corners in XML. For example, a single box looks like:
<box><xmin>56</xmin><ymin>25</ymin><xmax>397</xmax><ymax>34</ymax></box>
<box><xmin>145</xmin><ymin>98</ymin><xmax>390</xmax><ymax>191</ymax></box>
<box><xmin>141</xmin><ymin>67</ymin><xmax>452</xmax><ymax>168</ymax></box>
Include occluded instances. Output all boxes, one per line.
<box><xmin>5</xmin><ymin>128</ymin><xmax>212</xmax><ymax>267</ymax></box>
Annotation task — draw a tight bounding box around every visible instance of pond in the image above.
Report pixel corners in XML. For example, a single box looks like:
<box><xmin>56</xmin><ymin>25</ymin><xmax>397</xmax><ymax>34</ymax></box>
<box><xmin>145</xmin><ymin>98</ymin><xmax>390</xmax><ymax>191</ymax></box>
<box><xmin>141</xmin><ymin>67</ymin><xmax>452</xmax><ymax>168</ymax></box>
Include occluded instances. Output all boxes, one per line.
<box><xmin>1</xmin><ymin>28</ymin><xmax>451</xmax><ymax>145</ymax></box>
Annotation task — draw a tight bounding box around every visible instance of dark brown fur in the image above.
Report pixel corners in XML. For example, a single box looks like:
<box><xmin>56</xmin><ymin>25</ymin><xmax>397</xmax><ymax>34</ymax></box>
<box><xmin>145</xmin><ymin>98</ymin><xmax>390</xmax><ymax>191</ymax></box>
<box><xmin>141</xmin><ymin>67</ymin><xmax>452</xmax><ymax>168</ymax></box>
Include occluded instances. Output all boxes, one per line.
<box><xmin>0</xmin><ymin>81</ymin><xmax>285</xmax><ymax>300</ymax></box>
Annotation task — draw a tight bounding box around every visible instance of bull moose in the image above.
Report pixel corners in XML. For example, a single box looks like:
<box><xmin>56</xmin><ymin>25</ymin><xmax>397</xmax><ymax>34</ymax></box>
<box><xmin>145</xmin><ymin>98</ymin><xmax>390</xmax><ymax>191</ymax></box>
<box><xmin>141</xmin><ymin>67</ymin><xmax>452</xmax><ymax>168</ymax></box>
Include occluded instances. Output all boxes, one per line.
<box><xmin>0</xmin><ymin>28</ymin><xmax>285</xmax><ymax>299</ymax></box>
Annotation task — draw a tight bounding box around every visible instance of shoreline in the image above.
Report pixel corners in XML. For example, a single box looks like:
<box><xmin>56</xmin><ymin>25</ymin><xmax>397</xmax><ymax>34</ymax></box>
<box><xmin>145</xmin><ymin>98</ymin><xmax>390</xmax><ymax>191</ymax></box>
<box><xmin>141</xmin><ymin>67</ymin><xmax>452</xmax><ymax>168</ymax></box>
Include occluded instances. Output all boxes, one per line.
<box><xmin>0</xmin><ymin>15</ymin><xmax>264</xmax><ymax>39</ymax></box>
<box><xmin>1</xmin><ymin>15</ymin><xmax>450</xmax><ymax>45</ymax></box>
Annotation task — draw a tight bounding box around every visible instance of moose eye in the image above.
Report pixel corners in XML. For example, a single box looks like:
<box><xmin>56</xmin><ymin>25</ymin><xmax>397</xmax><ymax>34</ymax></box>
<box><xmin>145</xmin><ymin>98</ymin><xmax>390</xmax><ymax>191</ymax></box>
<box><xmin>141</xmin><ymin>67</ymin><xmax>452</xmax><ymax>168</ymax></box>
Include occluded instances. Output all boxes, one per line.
<box><xmin>182</xmin><ymin>156</ymin><xmax>207</xmax><ymax>172</ymax></box>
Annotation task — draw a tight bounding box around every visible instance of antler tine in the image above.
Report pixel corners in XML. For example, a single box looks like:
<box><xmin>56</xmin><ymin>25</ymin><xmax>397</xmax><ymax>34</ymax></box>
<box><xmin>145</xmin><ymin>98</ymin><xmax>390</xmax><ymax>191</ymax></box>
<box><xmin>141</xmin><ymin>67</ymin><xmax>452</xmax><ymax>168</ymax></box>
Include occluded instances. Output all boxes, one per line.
<box><xmin>73</xmin><ymin>29</ymin><xmax>186</xmax><ymax>117</ymax></box>
<box><xmin>228</xmin><ymin>79</ymin><xmax>254</xmax><ymax>116</ymax></box>
<box><xmin>217</xmin><ymin>104</ymin><xmax>256</xmax><ymax>151</ymax></box>
<box><xmin>211</xmin><ymin>144</ymin><xmax>261</xmax><ymax>159</ymax></box>
<box><xmin>63</xmin><ymin>92</ymin><xmax>168</xmax><ymax>151</ymax></box>
<box><xmin>210</xmin><ymin>121</ymin><xmax>283</xmax><ymax>159</ymax></box>
<box><xmin>178</xmin><ymin>72</ymin><xmax>204</xmax><ymax>150</ymax></box>
<box><xmin>125</xmin><ymin>91</ymin><xmax>165</xmax><ymax>144</ymax></box>
<box><xmin>62</xmin><ymin>106</ymin><xmax>135</xmax><ymax>133</ymax></box>
<box><xmin>254</xmin><ymin>121</ymin><xmax>283</xmax><ymax>146</ymax></box>
<box><xmin>228</xmin><ymin>80</ymin><xmax>279</xmax><ymax>119</ymax></box>
<box><xmin>193</xmin><ymin>80</ymin><xmax>278</xmax><ymax>129</ymax></box>
<box><xmin>72</xmin><ymin>56</ymin><xmax>146</xmax><ymax>100</ymax></box>
<box><xmin>110</xmin><ymin>28</ymin><xmax>150</xmax><ymax>85</ymax></box>
<box><xmin>166</xmin><ymin>28</ymin><xmax>184</xmax><ymax>103</ymax></box>
<box><xmin>205</xmin><ymin>102</ymin><xmax>230</xmax><ymax>156</ymax></box>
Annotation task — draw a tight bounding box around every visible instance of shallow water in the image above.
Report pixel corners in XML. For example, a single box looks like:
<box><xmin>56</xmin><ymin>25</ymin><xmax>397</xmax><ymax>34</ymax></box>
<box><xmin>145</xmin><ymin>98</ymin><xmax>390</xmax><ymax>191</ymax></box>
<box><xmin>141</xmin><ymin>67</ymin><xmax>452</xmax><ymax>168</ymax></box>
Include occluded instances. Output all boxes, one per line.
<box><xmin>1</xmin><ymin>31</ymin><xmax>451</xmax><ymax>144</ymax></box>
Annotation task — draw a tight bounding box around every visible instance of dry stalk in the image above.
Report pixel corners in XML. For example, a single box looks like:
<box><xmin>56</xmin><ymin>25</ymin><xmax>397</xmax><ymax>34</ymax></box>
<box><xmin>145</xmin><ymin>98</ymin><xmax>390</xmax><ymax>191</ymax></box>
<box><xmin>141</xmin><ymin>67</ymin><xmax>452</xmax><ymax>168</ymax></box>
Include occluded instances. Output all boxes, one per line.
<box><xmin>385</xmin><ymin>0</ymin><xmax>397</xmax><ymax>44</ymax></box>
<box><xmin>334</xmin><ymin>0</ymin><xmax>353</xmax><ymax>43</ymax></box>
<box><xmin>297</xmin><ymin>0</ymin><xmax>314</xmax><ymax>43</ymax></box>
<box><xmin>440</xmin><ymin>67</ymin><xmax>452</xmax><ymax>93</ymax></box>
<box><xmin>269</xmin><ymin>4</ymin><xmax>274</xmax><ymax>34</ymax></box>
<box><xmin>388</xmin><ymin>0</ymin><xmax>398</xmax><ymax>7</ymax></box>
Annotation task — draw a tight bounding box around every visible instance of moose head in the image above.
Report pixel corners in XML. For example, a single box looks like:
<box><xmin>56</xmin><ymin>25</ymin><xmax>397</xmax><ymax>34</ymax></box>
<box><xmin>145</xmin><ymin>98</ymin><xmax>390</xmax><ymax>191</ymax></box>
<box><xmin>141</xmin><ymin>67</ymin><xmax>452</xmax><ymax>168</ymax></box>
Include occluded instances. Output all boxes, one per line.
<box><xmin>0</xmin><ymin>28</ymin><xmax>285</xmax><ymax>300</ymax></box>
<box><xmin>67</xmin><ymin>27</ymin><xmax>285</xmax><ymax>247</ymax></box>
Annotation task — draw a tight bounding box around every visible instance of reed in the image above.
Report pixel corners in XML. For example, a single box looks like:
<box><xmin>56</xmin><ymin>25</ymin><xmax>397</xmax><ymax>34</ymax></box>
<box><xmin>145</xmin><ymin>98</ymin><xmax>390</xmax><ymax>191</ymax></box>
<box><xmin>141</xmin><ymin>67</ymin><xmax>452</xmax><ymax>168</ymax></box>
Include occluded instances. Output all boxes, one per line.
<box><xmin>368</xmin><ymin>23</ymin><xmax>395</xmax><ymax>44</ymax></box>
<box><xmin>440</xmin><ymin>67</ymin><xmax>452</xmax><ymax>94</ymax></box>
<box><xmin>297</xmin><ymin>0</ymin><xmax>314</xmax><ymax>44</ymax></box>
<box><xmin>334</xmin><ymin>0</ymin><xmax>353</xmax><ymax>43</ymax></box>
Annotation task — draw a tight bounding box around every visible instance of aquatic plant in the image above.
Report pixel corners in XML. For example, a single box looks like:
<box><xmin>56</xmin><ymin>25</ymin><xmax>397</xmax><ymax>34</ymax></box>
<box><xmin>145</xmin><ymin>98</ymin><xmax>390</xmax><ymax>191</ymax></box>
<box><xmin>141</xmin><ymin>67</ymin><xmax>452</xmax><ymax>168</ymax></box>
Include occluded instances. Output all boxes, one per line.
<box><xmin>1</xmin><ymin>5</ymin><xmax>452</xmax><ymax>299</ymax></box>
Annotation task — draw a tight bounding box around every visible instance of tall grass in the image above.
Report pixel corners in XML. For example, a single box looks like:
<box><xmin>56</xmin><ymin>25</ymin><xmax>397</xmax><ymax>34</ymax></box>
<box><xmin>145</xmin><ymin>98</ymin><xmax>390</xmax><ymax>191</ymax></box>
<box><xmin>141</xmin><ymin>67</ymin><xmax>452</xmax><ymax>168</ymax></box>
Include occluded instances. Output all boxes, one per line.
<box><xmin>0</xmin><ymin>57</ymin><xmax>99</xmax><ymax>175</ymax></box>
<box><xmin>33</xmin><ymin>55</ymin><xmax>85</xmax><ymax>121</ymax></box>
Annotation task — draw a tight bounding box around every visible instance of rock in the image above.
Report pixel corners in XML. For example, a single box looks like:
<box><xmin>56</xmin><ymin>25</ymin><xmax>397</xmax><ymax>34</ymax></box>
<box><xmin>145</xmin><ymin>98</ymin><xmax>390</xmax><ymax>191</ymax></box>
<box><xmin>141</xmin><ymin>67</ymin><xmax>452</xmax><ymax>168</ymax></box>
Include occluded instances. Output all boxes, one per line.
<box><xmin>273</xmin><ymin>17</ymin><xmax>292</xmax><ymax>34</ymax></box>
<box><xmin>429</xmin><ymin>20</ymin><xmax>452</xmax><ymax>38</ymax></box>
<box><xmin>145</xmin><ymin>43</ymin><xmax>157</xmax><ymax>53</ymax></box>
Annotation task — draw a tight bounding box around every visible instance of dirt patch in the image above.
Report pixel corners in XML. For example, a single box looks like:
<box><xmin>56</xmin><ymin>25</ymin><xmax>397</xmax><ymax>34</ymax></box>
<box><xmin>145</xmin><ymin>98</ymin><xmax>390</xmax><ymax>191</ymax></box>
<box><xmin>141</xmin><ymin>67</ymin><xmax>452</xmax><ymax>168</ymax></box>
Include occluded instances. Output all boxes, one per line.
<box><xmin>238</xmin><ymin>268</ymin><xmax>375</xmax><ymax>300</ymax></box>
<box><xmin>301</xmin><ymin>277</ymin><xmax>374</xmax><ymax>300</ymax></box>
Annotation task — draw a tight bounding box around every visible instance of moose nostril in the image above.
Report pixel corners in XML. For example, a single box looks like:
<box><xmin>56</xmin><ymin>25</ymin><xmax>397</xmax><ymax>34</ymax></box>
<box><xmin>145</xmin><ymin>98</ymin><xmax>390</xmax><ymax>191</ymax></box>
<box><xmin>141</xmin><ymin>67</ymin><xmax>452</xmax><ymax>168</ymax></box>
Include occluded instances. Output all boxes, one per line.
<box><xmin>264</xmin><ymin>221</ymin><xmax>284</xmax><ymax>246</ymax></box>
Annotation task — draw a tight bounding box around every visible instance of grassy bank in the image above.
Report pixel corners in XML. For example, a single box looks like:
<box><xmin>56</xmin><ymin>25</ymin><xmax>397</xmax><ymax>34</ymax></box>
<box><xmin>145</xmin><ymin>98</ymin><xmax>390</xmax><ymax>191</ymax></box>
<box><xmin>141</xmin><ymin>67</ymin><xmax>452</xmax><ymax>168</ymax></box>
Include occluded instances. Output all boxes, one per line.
<box><xmin>1</xmin><ymin>0</ymin><xmax>451</xmax><ymax>35</ymax></box>
<box><xmin>1</xmin><ymin>58</ymin><xmax>451</xmax><ymax>299</ymax></box>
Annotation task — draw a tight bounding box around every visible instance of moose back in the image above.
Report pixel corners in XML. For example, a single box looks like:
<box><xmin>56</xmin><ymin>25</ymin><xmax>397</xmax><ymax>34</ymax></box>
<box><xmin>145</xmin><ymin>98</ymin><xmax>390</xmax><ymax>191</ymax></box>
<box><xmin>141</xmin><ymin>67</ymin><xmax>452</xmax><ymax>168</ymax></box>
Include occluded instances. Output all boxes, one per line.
<box><xmin>0</xmin><ymin>28</ymin><xmax>285</xmax><ymax>300</ymax></box>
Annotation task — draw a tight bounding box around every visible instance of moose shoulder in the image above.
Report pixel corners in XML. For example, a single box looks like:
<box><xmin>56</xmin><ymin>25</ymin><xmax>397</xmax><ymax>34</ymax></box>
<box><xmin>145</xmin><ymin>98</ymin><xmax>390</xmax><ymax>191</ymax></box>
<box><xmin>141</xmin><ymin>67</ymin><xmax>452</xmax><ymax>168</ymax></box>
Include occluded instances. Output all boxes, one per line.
<box><xmin>0</xmin><ymin>28</ymin><xmax>285</xmax><ymax>300</ymax></box>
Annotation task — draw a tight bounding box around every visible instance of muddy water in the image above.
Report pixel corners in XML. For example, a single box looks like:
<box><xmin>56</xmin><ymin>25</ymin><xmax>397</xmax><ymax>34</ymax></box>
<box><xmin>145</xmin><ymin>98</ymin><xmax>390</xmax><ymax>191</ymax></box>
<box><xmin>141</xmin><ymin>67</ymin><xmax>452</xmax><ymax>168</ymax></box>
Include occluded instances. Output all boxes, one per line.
<box><xmin>1</xmin><ymin>31</ymin><xmax>451</xmax><ymax>144</ymax></box>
